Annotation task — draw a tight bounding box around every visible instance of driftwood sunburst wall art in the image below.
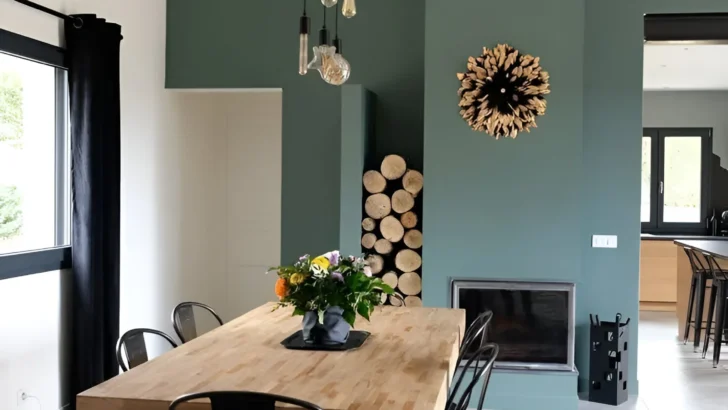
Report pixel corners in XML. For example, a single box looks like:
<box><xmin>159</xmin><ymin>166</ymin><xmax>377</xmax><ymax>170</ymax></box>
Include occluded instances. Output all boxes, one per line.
<box><xmin>457</xmin><ymin>44</ymin><xmax>550</xmax><ymax>139</ymax></box>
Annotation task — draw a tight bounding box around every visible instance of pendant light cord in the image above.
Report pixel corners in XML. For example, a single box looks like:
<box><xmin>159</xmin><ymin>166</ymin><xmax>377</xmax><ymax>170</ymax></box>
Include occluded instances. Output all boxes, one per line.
<box><xmin>335</xmin><ymin>1</ymin><xmax>339</xmax><ymax>38</ymax></box>
<box><xmin>323</xmin><ymin>3</ymin><xmax>327</xmax><ymax>28</ymax></box>
<box><xmin>303</xmin><ymin>0</ymin><xmax>307</xmax><ymax>15</ymax></box>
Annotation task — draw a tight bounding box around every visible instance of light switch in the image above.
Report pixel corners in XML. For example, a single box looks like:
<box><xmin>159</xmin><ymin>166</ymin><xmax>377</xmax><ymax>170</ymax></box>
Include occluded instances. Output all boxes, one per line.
<box><xmin>592</xmin><ymin>235</ymin><xmax>618</xmax><ymax>248</ymax></box>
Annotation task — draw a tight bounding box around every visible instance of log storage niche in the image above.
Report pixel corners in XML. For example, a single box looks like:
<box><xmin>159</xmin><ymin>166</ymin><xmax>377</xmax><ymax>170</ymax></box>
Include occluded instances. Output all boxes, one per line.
<box><xmin>360</xmin><ymin>154</ymin><xmax>424</xmax><ymax>306</ymax></box>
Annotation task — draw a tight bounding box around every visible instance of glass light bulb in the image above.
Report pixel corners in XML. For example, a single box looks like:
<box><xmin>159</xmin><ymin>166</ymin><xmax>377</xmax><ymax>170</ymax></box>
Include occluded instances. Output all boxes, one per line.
<box><xmin>342</xmin><ymin>0</ymin><xmax>356</xmax><ymax>18</ymax></box>
<box><xmin>299</xmin><ymin>33</ymin><xmax>309</xmax><ymax>75</ymax></box>
<box><xmin>321</xmin><ymin>0</ymin><xmax>337</xmax><ymax>7</ymax></box>
<box><xmin>323</xmin><ymin>53</ymin><xmax>350</xmax><ymax>85</ymax></box>
<box><xmin>307</xmin><ymin>45</ymin><xmax>331</xmax><ymax>80</ymax></box>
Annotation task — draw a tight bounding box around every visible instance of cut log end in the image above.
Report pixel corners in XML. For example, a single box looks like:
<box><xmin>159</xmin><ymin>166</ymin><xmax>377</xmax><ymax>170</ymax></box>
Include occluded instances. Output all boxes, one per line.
<box><xmin>366</xmin><ymin>254</ymin><xmax>384</xmax><ymax>275</ymax></box>
<box><xmin>363</xmin><ymin>170</ymin><xmax>387</xmax><ymax>194</ymax></box>
<box><xmin>365</xmin><ymin>193</ymin><xmax>391</xmax><ymax>220</ymax></box>
<box><xmin>381</xmin><ymin>155</ymin><xmax>407</xmax><ymax>180</ymax></box>
<box><xmin>380</xmin><ymin>215</ymin><xmax>405</xmax><ymax>243</ymax></box>
<box><xmin>400</xmin><ymin>211</ymin><xmax>418</xmax><ymax>229</ymax></box>
<box><xmin>382</xmin><ymin>271</ymin><xmax>399</xmax><ymax>289</ymax></box>
<box><xmin>361</xmin><ymin>233</ymin><xmax>377</xmax><ymax>249</ymax></box>
<box><xmin>398</xmin><ymin>272</ymin><xmax>422</xmax><ymax>296</ymax></box>
<box><xmin>374</xmin><ymin>238</ymin><xmax>394</xmax><ymax>255</ymax></box>
<box><xmin>395</xmin><ymin>249</ymin><xmax>422</xmax><ymax>272</ymax></box>
<box><xmin>404</xmin><ymin>229</ymin><xmax>423</xmax><ymax>250</ymax></box>
<box><xmin>391</xmin><ymin>189</ymin><xmax>415</xmax><ymax>214</ymax></box>
<box><xmin>390</xmin><ymin>293</ymin><xmax>404</xmax><ymax>307</ymax></box>
<box><xmin>404</xmin><ymin>295</ymin><xmax>423</xmax><ymax>307</ymax></box>
<box><xmin>402</xmin><ymin>170</ymin><xmax>423</xmax><ymax>196</ymax></box>
<box><xmin>361</xmin><ymin>217</ymin><xmax>376</xmax><ymax>232</ymax></box>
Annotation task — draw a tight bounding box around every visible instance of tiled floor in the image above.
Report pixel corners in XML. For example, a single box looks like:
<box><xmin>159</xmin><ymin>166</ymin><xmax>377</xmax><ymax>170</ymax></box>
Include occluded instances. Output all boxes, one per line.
<box><xmin>578</xmin><ymin>311</ymin><xmax>728</xmax><ymax>410</ymax></box>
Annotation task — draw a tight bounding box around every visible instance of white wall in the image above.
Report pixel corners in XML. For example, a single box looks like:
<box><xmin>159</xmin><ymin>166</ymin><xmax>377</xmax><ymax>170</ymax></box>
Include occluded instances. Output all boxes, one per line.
<box><xmin>0</xmin><ymin>0</ymin><xmax>282</xmax><ymax>408</ymax></box>
<box><xmin>643</xmin><ymin>90</ymin><xmax>728</xmax><ymax>163</ymax></box>
<box><xmin>222</xmin><ymin>92</ymin><xmax>282</xmax><ymax>316</ymax></box>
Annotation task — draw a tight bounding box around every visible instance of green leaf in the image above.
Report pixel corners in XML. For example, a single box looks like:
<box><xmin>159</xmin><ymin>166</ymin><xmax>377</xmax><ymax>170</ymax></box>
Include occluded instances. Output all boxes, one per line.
<box><xmin>357</xmin><ymin>302</ymin><xmax>371</xmax><ymax>321</ymax></box>
<box><xmin>318</xmin><ymin>309</ymin><xmax>325</xmax><ymax>325</ymax></box>
<box><xmin>376</xmin><ymin>283</ymin><xmax>395</xmax><ymax>295</ymax></box>
<box><xmin>343</xmin><ymin>309</ymin><xmax>356</xmax><ymax>327</ymax></box>
<box><xmin>293</xmin><ymin>307</ymin><xmax>306</xmax><ymax>316</ymax></box>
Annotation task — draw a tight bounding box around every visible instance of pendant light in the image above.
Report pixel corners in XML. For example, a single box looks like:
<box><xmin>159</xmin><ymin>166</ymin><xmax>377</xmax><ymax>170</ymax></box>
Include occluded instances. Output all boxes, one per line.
<box><xmin>342</xmin><ymin>0</ymin><xmax>356</xmax><ymax>18</ymax></box>
<box><xmin>307</xmin><ymin>4</ymin><xmax>330</xmax><ymax>79</ymax></box>
<box><xmin>329</xmin><ymin>2</ymin><xmax>351</xmax><ymax>85</ymax></box>
<box><xmin>298</xmin><ymin>0</ymin><xmax>310</xmax><ymax>75</ymax></box>
<box><xmin>321</xmin><ymin>0</ymin><xmax>337</xmax><ymax>7</ymax></box>
<box><xmin>302</xmin><ymin>1</ymin><xmax>352</xmax><ymax>86</ymax></box>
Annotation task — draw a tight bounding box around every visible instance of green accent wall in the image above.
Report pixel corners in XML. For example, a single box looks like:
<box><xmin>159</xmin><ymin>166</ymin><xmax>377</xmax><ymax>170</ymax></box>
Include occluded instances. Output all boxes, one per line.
<box><xmin>423</xmin><ymin>1</ymin><xmax>584</xmax><ymax>407</ymax></box>
<box><xmin>339</xmin><ymin>85</ymin><xmax>373</xmax><ymax>256</ymax></box>
<box><xmin>423</xmin><ymin>0</ymin><xmax>728</xmax><ymax>408</ymax></box>
<box><xmin>166</xmin><ymin>0</ymin><xmax>425</xmax><ymax>263</ymax></box>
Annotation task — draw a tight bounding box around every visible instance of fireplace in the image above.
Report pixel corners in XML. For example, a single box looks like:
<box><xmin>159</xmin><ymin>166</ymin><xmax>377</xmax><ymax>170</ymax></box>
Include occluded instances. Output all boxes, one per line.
<box><xmin>451</xmin><ymin>279</ymin><xmax>575</xmax><ymax>372</ymax></box>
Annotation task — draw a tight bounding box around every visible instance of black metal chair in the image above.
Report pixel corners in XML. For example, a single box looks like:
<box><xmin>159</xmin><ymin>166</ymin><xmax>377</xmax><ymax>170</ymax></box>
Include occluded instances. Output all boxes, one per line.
<box><xmin>701</xmin><ymin>253</ymin><xmax>728</xmax><ymax>366</ymax></box>
<box><xmin>171</xmin><ymin>301</ymin><xmax>224</xmax><ymax>343</ymax></box>
<box><xmin>682</xmin><ymin>247</ymin><xmax>712</xmax><ymax>350</ymax></box>
<box><xmin>458</xmin><ymin>310</ymin><xmax>494</xmax><ymax>362</ymax></box>
<box><xmin>446</xmin><ymin>343</ymin><xmax>499</xmax><ymax>410</ymax></box>
<box><xmin>169</xmin><ymin>391</ymin><xmax>324</xmax><ymax>410</ymax></box>
<box><xmin>116</xmin><ymin>328</ymin><xmax>178</xmax><ymax>372</ymax></box>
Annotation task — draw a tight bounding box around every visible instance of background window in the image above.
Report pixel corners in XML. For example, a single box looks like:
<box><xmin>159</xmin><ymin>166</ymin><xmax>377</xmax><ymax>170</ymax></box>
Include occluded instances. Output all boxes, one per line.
<box><xmin>641</xmin><ymin>136</ymin><xmax>652</xmax><ymax>223</ymax></box>
<box><xmin>641</xmin><ymin>128</ymin><xmax>711</xmax><ymax>233</ymax></box>
<box><xmin>0</xmin><ymin>52</ymin><xmax>69</xmax><ymax>255</ymax></box>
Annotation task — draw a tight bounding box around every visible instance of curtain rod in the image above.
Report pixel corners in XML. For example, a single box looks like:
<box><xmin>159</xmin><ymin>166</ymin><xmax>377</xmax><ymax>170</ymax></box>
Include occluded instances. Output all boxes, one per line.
<box><xmin>14</xmin><ymin>0</ymin><xmax>83</xmax><ymax>27</ymax></box>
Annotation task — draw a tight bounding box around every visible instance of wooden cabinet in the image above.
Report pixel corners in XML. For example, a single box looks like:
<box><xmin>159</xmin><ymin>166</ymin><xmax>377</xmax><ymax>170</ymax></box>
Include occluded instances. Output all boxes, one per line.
<box><xmin>639</xmin><ymin>240</ymin><xmax>677</xmax><ymax>310</ymax></box>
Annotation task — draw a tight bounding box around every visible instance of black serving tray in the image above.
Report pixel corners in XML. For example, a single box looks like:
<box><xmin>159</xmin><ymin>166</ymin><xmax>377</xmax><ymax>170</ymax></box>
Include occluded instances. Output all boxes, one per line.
<box><xmin>280</xmin><ymin>330</ymin><xmax>370</xmax><ymax>351</ymax></box>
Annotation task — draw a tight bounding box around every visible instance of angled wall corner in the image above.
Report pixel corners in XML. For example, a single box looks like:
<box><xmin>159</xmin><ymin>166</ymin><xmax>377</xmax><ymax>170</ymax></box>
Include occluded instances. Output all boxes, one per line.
<box><xmin>339</xmin><ymin>85</ymin><xmax>376</xmax><ymax>256</ymax></box>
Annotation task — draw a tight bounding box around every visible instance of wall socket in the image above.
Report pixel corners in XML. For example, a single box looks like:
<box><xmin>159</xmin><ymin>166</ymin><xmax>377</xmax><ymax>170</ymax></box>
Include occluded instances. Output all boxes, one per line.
<box><xmin>592</xmin><ymin>235</ymin><xmax>618</xmax><ymax>248</ymax></box>
<box><xmin>16</xmin><ymin>390</ymin><xmax>28</xmax><ymax>406</ymax></box>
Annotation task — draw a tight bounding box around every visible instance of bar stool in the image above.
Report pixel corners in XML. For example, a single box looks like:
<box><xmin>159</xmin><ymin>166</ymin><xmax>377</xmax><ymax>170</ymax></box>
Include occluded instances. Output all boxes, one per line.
<box><xmin>701</xmin><ymin>253</ymin><xmax>728</xmax><ymax>367</ymax></box>
<box><xmin>683</xmin><ymin>247</ymin><xmax>712</xmax><ymax>351</ymax></box>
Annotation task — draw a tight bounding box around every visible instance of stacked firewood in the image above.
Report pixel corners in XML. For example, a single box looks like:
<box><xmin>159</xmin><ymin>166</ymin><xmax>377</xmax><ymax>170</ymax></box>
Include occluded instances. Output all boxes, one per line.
<box><xmin>361</xmin><ymin>155</ymin><xmax>423</xmax><ymax>307</ymax></box>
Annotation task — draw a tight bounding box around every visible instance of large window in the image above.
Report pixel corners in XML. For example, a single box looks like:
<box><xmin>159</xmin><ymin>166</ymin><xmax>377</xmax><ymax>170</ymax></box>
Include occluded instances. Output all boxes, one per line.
<box><xmin>0</xmin><ymin>29</ymin><xmax>70</xmax><ymax>281</ymax></box>
<box><xmin>642</xmin><ymin>128</ymin><xmax>711</xmax><ymax>233</ymax></box>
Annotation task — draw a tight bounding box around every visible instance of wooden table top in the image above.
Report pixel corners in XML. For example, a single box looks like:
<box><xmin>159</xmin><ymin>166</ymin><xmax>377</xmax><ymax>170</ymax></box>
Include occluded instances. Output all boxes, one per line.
<box><xmin>77</xmin><ymin>303</ymin><xmax>465</xmax><ymax>410</ymax></box>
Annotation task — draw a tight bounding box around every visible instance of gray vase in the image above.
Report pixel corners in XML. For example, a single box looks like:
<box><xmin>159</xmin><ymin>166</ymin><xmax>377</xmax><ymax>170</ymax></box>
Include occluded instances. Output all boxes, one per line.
<box><xmin>302</xmin><ymin>306</ymin><xmax>351</xmax><ymax>345</ymax></box>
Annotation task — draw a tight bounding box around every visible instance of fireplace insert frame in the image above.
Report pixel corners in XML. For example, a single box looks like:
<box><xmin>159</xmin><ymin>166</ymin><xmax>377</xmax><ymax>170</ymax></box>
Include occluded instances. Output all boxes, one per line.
<box><xmin>450</xmin><ymin>279</ymin><xmax>576</xmax><ymax>372</ymax></box>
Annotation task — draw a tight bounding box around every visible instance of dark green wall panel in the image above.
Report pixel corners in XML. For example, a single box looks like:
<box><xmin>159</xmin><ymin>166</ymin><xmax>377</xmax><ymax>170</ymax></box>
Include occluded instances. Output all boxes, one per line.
<box><xmin>166</xmin><ymin>0</ymin><xmax>425</xmax><ymax>262</ymax></box>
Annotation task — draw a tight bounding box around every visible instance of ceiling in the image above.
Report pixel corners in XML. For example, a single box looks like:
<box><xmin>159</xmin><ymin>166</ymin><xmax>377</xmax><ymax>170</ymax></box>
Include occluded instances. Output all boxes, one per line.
<box><xmin>644</xmin><ymin>44</ymin><xmax>728</xmax><ymax>91</ymax></box>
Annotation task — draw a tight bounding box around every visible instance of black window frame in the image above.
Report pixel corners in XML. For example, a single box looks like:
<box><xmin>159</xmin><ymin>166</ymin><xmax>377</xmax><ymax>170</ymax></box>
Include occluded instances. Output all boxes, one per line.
<box><xmin>641</xmin><ymin>127</ymin><xmax>712</xmax><ymax>235</ymax></box>
<box><xmin>0</xmin><ymin>28</ymin><xmax>71</xmax><ymax>281</ymax></box>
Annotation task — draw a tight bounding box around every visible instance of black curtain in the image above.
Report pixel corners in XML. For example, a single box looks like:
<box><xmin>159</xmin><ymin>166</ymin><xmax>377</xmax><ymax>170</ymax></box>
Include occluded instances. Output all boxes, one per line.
<box><xmin>65</xmin><ymin>14</ymin><xmax>122</xmax><ymax>408</ymax></box>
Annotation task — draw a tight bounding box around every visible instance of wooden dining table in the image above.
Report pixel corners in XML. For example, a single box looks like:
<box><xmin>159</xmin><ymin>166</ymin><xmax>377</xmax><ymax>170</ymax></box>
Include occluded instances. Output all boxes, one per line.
<box><xmin>77</xmin><ymin>302</ymin><xmax>466</xmax><ymax>410</ymax></box>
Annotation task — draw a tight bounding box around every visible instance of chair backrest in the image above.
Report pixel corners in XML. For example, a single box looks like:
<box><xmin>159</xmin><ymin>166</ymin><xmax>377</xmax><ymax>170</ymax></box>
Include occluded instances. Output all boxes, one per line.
<box><xmin>458</xmin><ymin>310</ymin><xmax>494</xmax><ymax>362</ymax></box>
<box><xmin>703</xmin><ymin>252</ymin><xmax>728</xmax><ymax>281</ymax></box>
<box><xmin>116</xmin><ymin>328</ymin><xmax>178</xmax><ymax>372</ymax></box>
<box><xmin>169</xmin><ymin>391</ymin><xmax>324</xmax><ymax>410</ymax></box>
<box><xmin>171</xmin><ymin>301</ymin><xmax>224</xmax><ymax>343</ymax></box>
<box><xmin>447</xmin><ymin>343</ymin><xmax>499</xmax><ymax>410</ymax></box>
<box><xmin>684</xmin><ymin>247</ymin><xmax>709</xmax><ymax>274</ymax></box>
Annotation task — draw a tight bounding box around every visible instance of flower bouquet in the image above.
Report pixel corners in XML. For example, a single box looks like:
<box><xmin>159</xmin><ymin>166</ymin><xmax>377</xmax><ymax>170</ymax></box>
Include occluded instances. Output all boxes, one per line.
<box><xmin>271</xmin><ymin>250</ymin><xmax>394</xmax><ymax>344</ymax></box>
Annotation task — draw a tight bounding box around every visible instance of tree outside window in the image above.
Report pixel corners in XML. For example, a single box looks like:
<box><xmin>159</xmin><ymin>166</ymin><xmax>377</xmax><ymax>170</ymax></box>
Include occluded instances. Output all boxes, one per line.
<box><xmin>0</xmin><ymin>69</ymin><xmax>23</xmax><ymax>241</ymax></box>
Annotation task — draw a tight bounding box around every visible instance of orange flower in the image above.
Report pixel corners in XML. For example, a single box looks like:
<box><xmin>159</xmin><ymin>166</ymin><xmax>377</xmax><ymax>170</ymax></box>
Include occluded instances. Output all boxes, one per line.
<box><xmin>275</xmin><ymin>277</ymin><xmax>289</xmax><ymax>299</ymax></box>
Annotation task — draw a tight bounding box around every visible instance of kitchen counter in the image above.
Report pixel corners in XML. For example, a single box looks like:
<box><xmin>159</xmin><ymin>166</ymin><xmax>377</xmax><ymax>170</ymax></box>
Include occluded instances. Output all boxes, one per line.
<box><xmin>674</xmin><ymin>239</ymin><xmax>728</xmax><ymax>258</ymax></box>
<box><xmin>641</xmin><ymin>234</ymin><xmax>727</xmax><ymax>241</ymax></box>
